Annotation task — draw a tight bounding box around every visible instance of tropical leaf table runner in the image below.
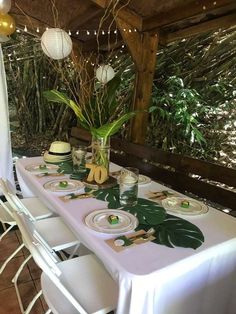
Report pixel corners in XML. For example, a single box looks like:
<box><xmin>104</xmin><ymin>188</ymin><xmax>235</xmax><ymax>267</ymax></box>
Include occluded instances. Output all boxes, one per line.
<box><xmin>85</xmin><ymin>186</ymin><xmax>204</xmax><ymax>250</ymax></box>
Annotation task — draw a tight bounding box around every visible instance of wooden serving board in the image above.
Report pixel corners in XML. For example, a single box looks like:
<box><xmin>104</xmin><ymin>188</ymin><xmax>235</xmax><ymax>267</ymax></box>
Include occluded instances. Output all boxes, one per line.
<box><xmin>83</xmin><ymin>176</ymin><xmax>117</xmax><ymax>190</ymax></box>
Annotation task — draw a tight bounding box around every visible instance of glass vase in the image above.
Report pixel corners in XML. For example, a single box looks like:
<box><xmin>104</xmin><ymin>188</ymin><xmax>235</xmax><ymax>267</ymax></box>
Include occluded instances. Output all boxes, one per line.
<box><xmin>92</xmin><ymin>136</ymin><xmax>110</xmax><ymax>178</ymax></box>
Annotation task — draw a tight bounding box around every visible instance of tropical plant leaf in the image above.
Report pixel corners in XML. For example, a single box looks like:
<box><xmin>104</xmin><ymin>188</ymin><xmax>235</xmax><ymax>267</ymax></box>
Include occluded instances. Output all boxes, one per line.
<box><xmin>85</xmin><ymin>186</ymin><xmax>121</xmax><ymax>209</ymax></box>
<box><xmin>57</xmin><ymin>162</ymin><xmax>74</xmax><ymax>174</ymax></box>
<box><xmin>43</xmin><ymin>90</ymin><xmax>87</xmax><ymax>124</ymax></box>
<box><xmin>123</xmin><ymin>198</ymin><xmax>166</xmax><ymax>225</ymax></box>
<box><xmin>91</xmin><ymin>112</ymin><xmax>136</xmax><ymax>139</ymax></box>
<box><xmin>137</xmin><ymin>214</ymin><xmax>204</xmax><ymax>249</ymax></box>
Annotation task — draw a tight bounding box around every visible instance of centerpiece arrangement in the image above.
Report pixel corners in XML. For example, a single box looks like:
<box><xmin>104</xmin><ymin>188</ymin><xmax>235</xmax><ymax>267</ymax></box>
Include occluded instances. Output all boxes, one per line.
<box><xmin>44</xmin><ymin>72</ymin><xmax>135</xmax><ymax>187</ymax></box>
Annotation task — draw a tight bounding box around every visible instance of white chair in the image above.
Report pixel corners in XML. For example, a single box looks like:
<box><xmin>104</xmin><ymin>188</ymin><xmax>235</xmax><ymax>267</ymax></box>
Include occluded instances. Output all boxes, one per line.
<box><xmin>0</xmin><ymin>199</ymin><xmax>25</xmax><ymax>271</ymax></box>
<box><xmin>0</xmin><ymin>177</ymin><xmax>55</xmax><ymax>275</ymax></box>
<box><xmin>0</xmin><ymin>178</ymin><xmax>53</xmax><ymax>221</ymax></box>
<box><xmin>14</xmin><ymin>211</ymin><xmax>118</xmax><ymax>314</ymax></box>
<box><xmin>0</xmin><ymin>179</ymin><xmax>81</xmax><ymax>314</ymax></box>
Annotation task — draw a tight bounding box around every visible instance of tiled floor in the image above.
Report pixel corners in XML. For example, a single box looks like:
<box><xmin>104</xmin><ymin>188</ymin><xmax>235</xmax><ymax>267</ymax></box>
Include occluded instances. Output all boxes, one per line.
<box><xmin>0</xmin><ymin>228</ymin><xmax>49</xmax><ymax>314</ymax></box>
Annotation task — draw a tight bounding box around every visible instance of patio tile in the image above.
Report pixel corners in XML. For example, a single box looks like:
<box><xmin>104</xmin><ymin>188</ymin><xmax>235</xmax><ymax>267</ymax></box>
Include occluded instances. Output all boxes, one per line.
<box><xmin>0</xmin><ymin>286</ymin><xmax>22</xmax><ymax>314</ymax></box>
<box><xmin>27</xmin><ymin>257</ymin><xmax>42</xmax><ymax>280</ymax></box>
<box><xmin>0</xmin><ymin>231</ymin><xmax>23</xmax><ymax>263</ymax></box>
<box><xmin>0</xmin><ymin>282</ymin><xmax>45</xmax><ymax>314</ymax></box>
<box><xmin>13</xmin><ymin>281</ymin><xmax>45</xmax><ymax>314</ymax></box>
<box><xmin>0</xmin><ymin>256</ymin><xmax>31</xmax><ymax>291</ymax></box>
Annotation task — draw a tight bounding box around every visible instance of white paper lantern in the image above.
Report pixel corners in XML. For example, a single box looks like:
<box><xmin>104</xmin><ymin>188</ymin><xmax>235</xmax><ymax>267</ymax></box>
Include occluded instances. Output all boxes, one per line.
<box><xmin>96</xmin><ymin>64</ymin><xmax>115</xmax><ymax>84</ymax></box>
<box><xmin>0</xmin><ymin>0</ymin><xmax>11</xmax><ymax>14</ymax></box>
<box><xmin>41</xmin><ymin>28</ymin><xmax>72</xmax><ymax>60</ymax></box>
<box><xmin>0</xmin><ymin>34</ymin><xmax>10</xmax><ymax>42</ymax></box>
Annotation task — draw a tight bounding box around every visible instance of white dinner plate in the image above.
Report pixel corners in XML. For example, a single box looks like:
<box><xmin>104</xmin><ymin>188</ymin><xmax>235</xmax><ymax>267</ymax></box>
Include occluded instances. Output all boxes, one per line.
<box><xmin>25</xmin><ymin>163</ymin><xmax>58</xmax><ymax>174</ymax></box>
<box><xmin>138</xmin><ymin>175</ymin><xmax>151</xmax><ymax>185</ymax></box>
<box><xmin>85</xmin><ymin>209</ymin><xmax>139</xmax><ymax>234</ymax></box>
<box><xmin>43</xmin><ymin>179</ymin><xmax>84</xmax><ymax>192</ymax></box>
<box><xmin>162</xmin><ymin>197</ymin><xmax>209</xmax><ymax>215</ymax></box>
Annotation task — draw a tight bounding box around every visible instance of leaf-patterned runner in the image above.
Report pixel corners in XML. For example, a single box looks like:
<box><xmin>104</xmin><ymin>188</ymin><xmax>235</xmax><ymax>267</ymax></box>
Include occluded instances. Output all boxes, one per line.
<box><xmin>85</xmin><ymin>186</ymin><xmax>204</xmax><ymax>249</ymax></box>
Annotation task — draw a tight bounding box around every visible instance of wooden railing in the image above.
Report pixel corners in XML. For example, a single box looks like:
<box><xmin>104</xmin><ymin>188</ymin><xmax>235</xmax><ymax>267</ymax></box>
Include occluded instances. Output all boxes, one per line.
<box><xmin>70</xmin><ymin>127</ymin><xmax>236</xmax><ymax>210</ymax></box>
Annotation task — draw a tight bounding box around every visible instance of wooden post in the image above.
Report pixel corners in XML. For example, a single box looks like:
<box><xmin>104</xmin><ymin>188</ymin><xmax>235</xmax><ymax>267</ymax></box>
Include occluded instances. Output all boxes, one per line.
<box><xmin>116</xmin><ymin>17</ymin><xmax>159</xmax><ymax>144</ymax></box>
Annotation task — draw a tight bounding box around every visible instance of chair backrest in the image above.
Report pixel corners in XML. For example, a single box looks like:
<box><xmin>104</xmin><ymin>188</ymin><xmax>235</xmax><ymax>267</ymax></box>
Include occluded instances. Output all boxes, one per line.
<box><xmin>13</xmin><ymin>211</ymin><xmax>88</xmax><ymax>314</ymax></box>
<box><xmin>0</xmin><ymin>199</ymin><xmax>15</xmax><ymax>221</ymax></box>
<box><xmin>0</xmin><ymin>178</ymin><xmax>35</xmax><ymax>221</ymax></box>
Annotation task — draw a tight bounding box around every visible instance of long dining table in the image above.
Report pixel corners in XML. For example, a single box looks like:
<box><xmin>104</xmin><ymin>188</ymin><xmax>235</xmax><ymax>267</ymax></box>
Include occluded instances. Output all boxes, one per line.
<box><xmin>16</xmin><ymin>156</ymin><xmax>236</xmax><ymax>314</ymax></box>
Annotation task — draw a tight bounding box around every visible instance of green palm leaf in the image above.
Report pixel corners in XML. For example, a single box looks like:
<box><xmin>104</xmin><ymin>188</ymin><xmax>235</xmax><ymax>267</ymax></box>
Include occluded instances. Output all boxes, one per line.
<box><xmin>91</xmin><ymin>112</ymin><xmax>136</xmax><ymax>139</ymax></box>
<box><xmin>137</xmin><ymin>214</ymin><xmax>204</xmax><ymax>249</ymax></box>
<box><xmin>43</xmin><ymin>90</ymin><xmax>87</xmax><ymax>124</ymax></box>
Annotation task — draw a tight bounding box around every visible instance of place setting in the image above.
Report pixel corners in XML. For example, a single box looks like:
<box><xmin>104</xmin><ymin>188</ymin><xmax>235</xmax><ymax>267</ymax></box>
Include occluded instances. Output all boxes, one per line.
<box><xmin>43</xmin><ymin>178</ymin><xmax>84</xmax><ymax>193</ymax></box>
<box><xmin>25</xmin><ymin>163</ymin><xmax>59</xmax><ymax>175</ymax></box>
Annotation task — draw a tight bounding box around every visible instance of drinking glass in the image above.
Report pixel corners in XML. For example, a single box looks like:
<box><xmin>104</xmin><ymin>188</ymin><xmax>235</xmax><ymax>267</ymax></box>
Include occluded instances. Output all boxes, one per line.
<box><xmin>72</xmin><ymin>146</ymin><xmax>87</xmax><ymax>173</ymax></box>
<box><xmin>119</xmin><ymin>167</ymin><xmax>139</xmax><ymax>206</ymax></box>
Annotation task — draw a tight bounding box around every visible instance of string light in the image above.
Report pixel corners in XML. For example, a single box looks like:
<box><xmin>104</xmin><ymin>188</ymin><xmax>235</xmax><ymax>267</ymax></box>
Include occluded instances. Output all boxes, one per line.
<box><xmin>87</xmin><ymin>30</ymin><xmax>90</xmax><ymax>35</ymax></box>
<box><xmin>76</xmin><ymin>30</ymin><xmax>79</xmax><ymax>35</ymax></box>
<box><xmin>24</xmin><ymin>25</ymin><xmax>28</xmax><ymax>32</ymax></box>
<box><xmin>114</xmin><ymin>29</ymin><xmax>117</xmax><ymax>34</ymax></box>
<box><xmin>16</xmin><ymin>29</ymin><xmax>20</xmax><ymax>33</ymax></box>
<box><xmin>36</xmin><ymin>27</ymin><xmax>39</xmax><ymax>33</ymax></box>
<box><xmin>94</xmin><ymin>30</ymin><xmax>97</xmax><ymax>35</ymax></box>
<box><xmin>102</xmin><ymin>30</ymin><xmax>105</xmax><ymax>35</ymax></box>
<box><xmin>68</xmin><ymin>30</ymin><xmax>71</xmax><ymax>35</ymax></box>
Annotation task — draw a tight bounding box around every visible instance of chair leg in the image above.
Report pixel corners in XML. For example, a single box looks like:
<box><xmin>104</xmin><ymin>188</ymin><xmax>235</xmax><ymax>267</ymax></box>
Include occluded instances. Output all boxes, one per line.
<box><xmin>13</xmin><ymin>254</ymin><xmax>32</xmax><ymax>314</ymax></box>
<box><xmin>0</xmin><ymin>242</ymin><xmax>25</xmax><ymax>274</ymax></box>
<box><xmin>24</xmin><ymin>289</ymin><xmax>43</xmax><ymax>314</ymax></box>
<box><xmin>0</xmin><ymin>224</ymin><xmax>15</xmax><ymax>241</ymax></box>
<box><xmin>1</xmin><ymin>221</ymin><xmax>7</xmax><ymax>231</ymax></box>
<box><xmin>68</xmin><ymin>243</ymin><xmax>80</xmax><ymax>259</ymax></box>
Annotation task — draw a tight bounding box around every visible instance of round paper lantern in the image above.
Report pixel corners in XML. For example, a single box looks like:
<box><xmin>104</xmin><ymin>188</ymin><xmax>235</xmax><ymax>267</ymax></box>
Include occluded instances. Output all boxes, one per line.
<box><xmin>41</xmin><ymin>28</ymin><xmax>72</xmax><ymax>60</ymax></box>
<box><xmin>0</xmin><ymin>33</ymin><xmax>9</xmax><ymax>42</ymax></box>
<box><xmin>0</xmin><ymin>13</ymin><xmax>15</xmax><ymax>35</ymax></box>
<box><xmin>96</xmin><ymin>64</ymin><xmax>115</xmax><ymax>84</ymax></box>
<box><xmin>0</xmin><ymin>0</ymin><xmax>11</xmax><ymax>14</ymax></box>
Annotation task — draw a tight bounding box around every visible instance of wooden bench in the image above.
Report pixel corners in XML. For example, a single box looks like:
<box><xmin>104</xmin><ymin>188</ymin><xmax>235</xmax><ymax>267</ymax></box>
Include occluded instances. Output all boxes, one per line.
<box><xmin>70</xmin><ymin>127</ymin><xmax>236</xmax><ymax>210</ymax></box>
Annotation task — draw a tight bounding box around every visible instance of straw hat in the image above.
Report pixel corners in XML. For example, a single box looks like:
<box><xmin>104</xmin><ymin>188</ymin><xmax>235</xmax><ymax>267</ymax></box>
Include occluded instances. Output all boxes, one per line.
<box><xmin>43</xmin><ymin>141</ymin><xmax>72</xmax><ymax>163</ymax></box>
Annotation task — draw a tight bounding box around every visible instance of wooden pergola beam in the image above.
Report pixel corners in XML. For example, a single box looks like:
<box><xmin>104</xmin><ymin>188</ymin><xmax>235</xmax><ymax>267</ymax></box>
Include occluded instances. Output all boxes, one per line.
<box><xmin>89</xmin><ymin>0</ymin><xmax>143</xmax><ymax>31</ymax></box>
<box><xmin>143</xmin><ymin>0</ymin><xmax>235</xmax><ymax>31</ymax></box>
<box><xmin>162</xmin><ymin>12</ymin><xmax>236</xmax><ymax>44</ymax></box>
<box><xmin>116</xmin><ymin>17</ymin><xmax>159</xmax><ymax>144</ymax></box>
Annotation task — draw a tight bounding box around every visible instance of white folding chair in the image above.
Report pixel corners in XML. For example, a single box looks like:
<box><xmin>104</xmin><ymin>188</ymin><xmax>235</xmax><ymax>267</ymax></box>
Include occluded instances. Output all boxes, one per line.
<box><xmin>14</xmin><ymin>211</ymin><xmax>118</xmax><ymax>314</ymax></box>
<box><xmin>0</xmin><ymin>199</ymin><xmax>26</xmax><ymax>271</ymax></box>
<box><xmin>0</xmin><ymin>177</ymin><xmax>55</xmax><ymax>275</ymax></box>
<box><xmin>0</xmin><ymin>178</ymin><xmax>54</xmax><ymax>221</ymax></box>
<box><xmin>0</xmin><ymin>179</ymin><xmax>81</xmax><ymax>314</ymax></box>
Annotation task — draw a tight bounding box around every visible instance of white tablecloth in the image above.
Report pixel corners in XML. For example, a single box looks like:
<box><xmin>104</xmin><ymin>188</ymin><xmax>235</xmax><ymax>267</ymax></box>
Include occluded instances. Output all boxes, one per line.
<box><xmin>16</xmin><ymin>157</ymin><xmax>236</xmax><ymax>314</ymax></box>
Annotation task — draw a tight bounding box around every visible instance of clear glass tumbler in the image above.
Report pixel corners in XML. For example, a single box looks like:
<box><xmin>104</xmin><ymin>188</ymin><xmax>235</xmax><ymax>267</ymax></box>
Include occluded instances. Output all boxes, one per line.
<box><xmin>72</xmin><ymin>146</ymin><xmax>87</xmax><ymax>173</ymax></box>
<box><xmin>119</xmin><ymin>167</ymin><xmax>139</xmax><ymax>206</ymax></box>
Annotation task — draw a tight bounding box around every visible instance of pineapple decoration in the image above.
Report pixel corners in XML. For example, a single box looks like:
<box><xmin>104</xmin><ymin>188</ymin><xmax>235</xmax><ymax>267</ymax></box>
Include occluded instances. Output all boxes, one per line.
<box><xmin>0</xmin><ymin>0</ymin><xmax>16</xmax><ymax>41</ymax></box>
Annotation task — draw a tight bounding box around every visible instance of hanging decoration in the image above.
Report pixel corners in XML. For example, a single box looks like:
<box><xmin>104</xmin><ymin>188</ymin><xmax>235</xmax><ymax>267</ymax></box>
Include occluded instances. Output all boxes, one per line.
<box><xmin>96</xmin><ymin>64</ymin><xmax>115</xmax><ymax>84</ymax></box>
<box><xmin>41</xmin><ymin>28</ymin><xmax>72</xmax><ymax>60</ymax></box>
<box><xmin>0</xmin><ymin>13</ymin><xmax>15</xmax><ymax>36</ymax></box>
<box><xmin>0</xmin><ymin>0</ymin><xmax>11</xmax><ymax>14</ymax></box>
<box><xmin>0</xmin><ymin>33</ymin><xmax>9</xmax><ymax>42</ymax></box>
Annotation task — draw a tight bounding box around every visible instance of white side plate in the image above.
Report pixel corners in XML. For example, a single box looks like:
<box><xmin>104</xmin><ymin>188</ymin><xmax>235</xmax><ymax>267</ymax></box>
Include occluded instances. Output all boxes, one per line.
<box><xmin>85</xmin><ymin>209</ymin><xmax>139</xmax><ymax>234</ymax></box>
<box><xmin>43</xmin><ymin>179</ymin><xmax>84</xmax><ymax>192</ymax></box>
<box><xmin>162</xmin><ymin>197</ymin><xmax>209</xmax><ymax>215</ymax></box>
<box><xmin>25</xmin><ymin>163</ymin><xmax>58</xmax><ymax>174</ymax></box>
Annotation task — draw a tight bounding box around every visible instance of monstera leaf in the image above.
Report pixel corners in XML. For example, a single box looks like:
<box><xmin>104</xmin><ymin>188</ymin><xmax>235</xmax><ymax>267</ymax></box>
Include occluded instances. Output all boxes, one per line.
<box><xmin>85</xmin><ymin>186</ymin><xmax>121</xmax><ymax>209</ymax></box>
<box><xmin>123</xmin><ymin>198</ymin><xmax>166</xmax><ymax>225</ymax></box>
<box><xmin>57</xmin><ymin>162</ymin><xmax>74</xmax><ymax>174</ymax></box>
<box><xmin>137</xmin><ymin>214</ymin><xmax>204</xmax><ymax>249</ymax></box>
